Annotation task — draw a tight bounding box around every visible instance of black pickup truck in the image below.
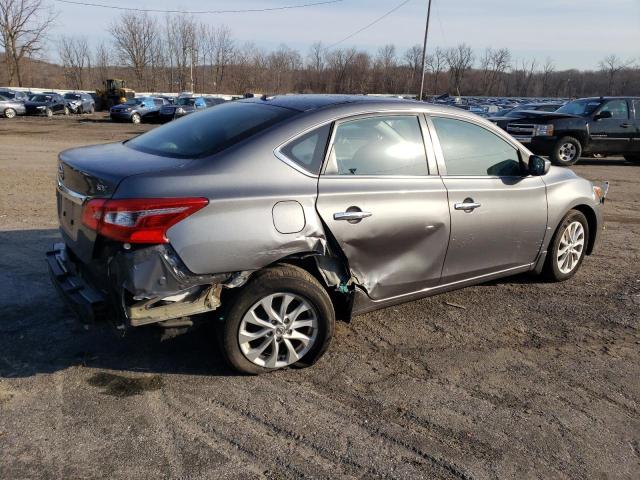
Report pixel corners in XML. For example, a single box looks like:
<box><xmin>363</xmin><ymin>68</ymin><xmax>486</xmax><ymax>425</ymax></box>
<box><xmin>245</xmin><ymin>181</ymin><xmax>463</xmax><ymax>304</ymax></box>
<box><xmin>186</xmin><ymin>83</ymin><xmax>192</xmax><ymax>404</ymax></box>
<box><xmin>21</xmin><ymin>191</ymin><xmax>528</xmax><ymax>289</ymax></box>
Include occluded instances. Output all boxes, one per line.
<box><xmin>503</xmin><ymin>97</ymin><xmax>640</xmax><ymax>165</ymax></box>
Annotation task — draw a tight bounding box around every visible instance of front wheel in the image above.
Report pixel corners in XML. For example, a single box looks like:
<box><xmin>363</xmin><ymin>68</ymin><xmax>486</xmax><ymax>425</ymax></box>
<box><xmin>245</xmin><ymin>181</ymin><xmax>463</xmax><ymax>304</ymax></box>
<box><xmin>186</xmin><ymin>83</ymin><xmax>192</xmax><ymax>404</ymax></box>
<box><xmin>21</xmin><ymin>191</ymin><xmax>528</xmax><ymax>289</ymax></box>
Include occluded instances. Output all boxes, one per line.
<box><xmin>45</xmin><ymin>108</ymin><xmax>53</xmax><ymax>118</ymax></box>
<box><xmin>219</xmin><ymin>265</ymin><xmax>335</xmax><ymax>374</ymax></box>
<box><xmin>4</xmin><ymin>108</ymin><xmax>16</xmax><ymax>119</ymax></box>
<box><xmin>543</xmin><ymin>210</ymin><xmax>589</xmax><ymax>281</ymax></box>
<box><xmin>63</xmin><ymin>106</ymin><xmax>70</xmax><ymax>115</ymax></box>
<box><xmin>131</xmin><ymin>112</ymin><xmax>141</xmax><ymax>124</ymax></box>
<box><xmin>550</xmin><ymin>136</ymin><xmax>582</xmax><ymax>166</ymax></box>
<box><xmin>624</xmin><ymin>154</ymin><xmax>640</xmax><ymax>164</ymax></box>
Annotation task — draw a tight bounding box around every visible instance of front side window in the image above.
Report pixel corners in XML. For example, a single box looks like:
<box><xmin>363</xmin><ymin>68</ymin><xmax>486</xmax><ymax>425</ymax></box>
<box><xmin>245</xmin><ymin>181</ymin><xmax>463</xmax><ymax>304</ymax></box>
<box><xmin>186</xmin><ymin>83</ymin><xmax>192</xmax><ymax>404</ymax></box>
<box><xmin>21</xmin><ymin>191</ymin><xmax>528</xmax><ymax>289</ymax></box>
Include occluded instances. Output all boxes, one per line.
<box><xmin>327</xmin><ymin>115</ymin><xmax>428</xmax><ymax>176</ymax></box>
<box><xmin>432</xmin><ymin>116</ymin><xmax>522</xmax><ymax>176</ymax></box>
<box><xmin>280</xmin><ymin>124</ymin><xmax>331</xmax><ymax>175</ymax></box>
<box><xmin>557</xmin><ymin>99</ymin><xmax>601</xmax><ymax>116</ymax></box>
<box><xmin>599</xmin><ymin>100</ymin><xmax>628</xmax><ymax>119</ymax></box>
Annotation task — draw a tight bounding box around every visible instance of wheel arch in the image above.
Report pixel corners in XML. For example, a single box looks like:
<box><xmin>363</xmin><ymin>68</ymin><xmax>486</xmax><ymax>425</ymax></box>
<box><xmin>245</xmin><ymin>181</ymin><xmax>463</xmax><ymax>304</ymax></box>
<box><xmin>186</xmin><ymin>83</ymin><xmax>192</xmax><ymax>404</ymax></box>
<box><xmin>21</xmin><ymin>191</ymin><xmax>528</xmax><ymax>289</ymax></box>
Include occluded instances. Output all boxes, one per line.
<box><xmin>570</xmin><ymin>204</ymin><xmax>598</xmax><ymax>255</ymax></box>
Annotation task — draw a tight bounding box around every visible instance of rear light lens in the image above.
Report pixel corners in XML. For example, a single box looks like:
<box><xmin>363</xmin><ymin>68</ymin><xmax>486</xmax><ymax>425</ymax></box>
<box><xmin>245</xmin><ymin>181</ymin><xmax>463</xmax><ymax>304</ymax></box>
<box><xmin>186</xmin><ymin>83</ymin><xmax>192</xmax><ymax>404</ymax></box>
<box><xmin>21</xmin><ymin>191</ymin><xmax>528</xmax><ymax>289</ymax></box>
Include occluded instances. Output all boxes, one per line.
<box><xmin>82</xmin><ymin>197</ymin><xmax>208</xmax><ymax>244</ymax></box>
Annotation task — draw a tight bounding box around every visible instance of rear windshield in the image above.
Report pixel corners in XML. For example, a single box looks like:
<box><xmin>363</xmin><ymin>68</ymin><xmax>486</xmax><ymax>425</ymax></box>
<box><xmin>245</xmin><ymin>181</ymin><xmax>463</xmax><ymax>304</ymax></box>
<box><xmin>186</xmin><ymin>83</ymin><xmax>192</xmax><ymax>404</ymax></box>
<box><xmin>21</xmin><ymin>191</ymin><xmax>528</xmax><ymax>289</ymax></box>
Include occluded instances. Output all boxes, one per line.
<box><xmin>126</xmin><ymin>102</ymin><xmax>298</xmax><ymax>158</ymax></box>
<box><xmin>64</xmin><ymin>93</ymin><xmax>81</xmax><ymax>99</ymax></box>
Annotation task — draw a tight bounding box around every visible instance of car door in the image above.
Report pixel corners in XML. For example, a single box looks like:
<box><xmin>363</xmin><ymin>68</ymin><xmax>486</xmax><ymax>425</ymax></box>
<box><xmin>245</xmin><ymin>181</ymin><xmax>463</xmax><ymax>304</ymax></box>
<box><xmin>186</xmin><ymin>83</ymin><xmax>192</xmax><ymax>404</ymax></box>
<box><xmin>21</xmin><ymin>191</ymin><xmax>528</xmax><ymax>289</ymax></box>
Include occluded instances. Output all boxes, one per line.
<box><xmin>427</xmin><ymin>114</ymin><xmax>547</xmax><ymax>283</ymax></box>
<box><xmin>588</xmin><ymin>99</ymin><xmax>632</xmax><ymax>154</ymax></box>
<box><xmin>315</xmin><ymin>114</ymin><xmax>450</xmax><ymax>300</ymax></box>
<box><xmin>631</xmin><ymin>99</ymin><xmax>640</xmax><ymax>154</ymax></box>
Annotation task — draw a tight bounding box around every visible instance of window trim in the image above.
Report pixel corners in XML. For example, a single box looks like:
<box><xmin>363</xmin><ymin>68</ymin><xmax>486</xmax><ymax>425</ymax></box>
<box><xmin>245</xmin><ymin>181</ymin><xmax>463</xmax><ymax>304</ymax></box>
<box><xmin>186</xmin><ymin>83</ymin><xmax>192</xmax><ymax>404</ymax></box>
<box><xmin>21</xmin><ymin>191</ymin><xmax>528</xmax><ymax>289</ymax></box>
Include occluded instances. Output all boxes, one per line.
<box><xmin>319</xmin><ymin>112</ymin><xmax>436</xmax><ymax>179</ymax></box>
<box><xmin>274</xmin><ymin>120</ymin><xmax>334</xmax><ymax>178</ymax></box>
<box><xmin>426</xmin><ymin>112</ymin><xmax>527</xmax><ymax>178</ymax></box>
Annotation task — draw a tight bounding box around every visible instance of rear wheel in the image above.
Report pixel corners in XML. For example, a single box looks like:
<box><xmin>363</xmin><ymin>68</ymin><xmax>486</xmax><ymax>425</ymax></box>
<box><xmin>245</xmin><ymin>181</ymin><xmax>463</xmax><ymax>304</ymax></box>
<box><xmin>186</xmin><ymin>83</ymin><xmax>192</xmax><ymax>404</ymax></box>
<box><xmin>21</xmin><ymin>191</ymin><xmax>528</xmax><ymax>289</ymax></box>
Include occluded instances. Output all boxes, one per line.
<box><xmin>624</xmin><ymin>154</ymin><xmax>640</xmax><ymax>164</ymax></box>
<box><xmin>63</xmin><ymin>106</ymin><xmax>70</xmax><ymax>115</ymax></box>
<box><xmin>543</xmin><ymin>210</ymin><xmax>589</xmax><ymax>281</ymax></box>
<box><xmin>131</xmin><ymin>112</ymin><xmax>141</xmax><ymax>124</ymax></box>
<box><xmin>45</xmin><ymin>108</ymin><xmax>53</xmax><ymax>118</ymax></box>
<box><xmin>219</xmin><ymin>265</ymin><xmax>335</xmax><ymax>374</ymax></box>
<box><xmin>551</xmin><ymin>136</ymin><xmax>582</xmax><ymax>166</ymax></box>
<box><xmin>4</xmin><ymin>108</ymin><xmax>16</xmax><ymax>119</ymax></box>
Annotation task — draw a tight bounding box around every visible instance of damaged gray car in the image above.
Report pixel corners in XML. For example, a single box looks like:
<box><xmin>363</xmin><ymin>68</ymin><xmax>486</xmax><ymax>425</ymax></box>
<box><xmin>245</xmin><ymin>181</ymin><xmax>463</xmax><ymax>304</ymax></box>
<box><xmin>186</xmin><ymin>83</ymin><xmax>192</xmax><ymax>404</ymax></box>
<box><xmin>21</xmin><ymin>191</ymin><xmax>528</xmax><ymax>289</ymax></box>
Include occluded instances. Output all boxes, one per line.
<box><xmin>48</xmin><ymin>95</ymin><xmax>608</xmax><ymax>373</ymax></box>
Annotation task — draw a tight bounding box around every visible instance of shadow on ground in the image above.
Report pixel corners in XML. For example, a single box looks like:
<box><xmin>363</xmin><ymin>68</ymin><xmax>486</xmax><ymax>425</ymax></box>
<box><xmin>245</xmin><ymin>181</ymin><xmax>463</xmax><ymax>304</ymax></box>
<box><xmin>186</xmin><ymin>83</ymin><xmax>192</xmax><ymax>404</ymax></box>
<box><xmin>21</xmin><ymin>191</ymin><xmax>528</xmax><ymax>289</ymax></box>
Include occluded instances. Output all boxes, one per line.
<box><xmin>0</xmin><ymin>228</ymin><xmax>236</xmax><ymax>380</ymax></box>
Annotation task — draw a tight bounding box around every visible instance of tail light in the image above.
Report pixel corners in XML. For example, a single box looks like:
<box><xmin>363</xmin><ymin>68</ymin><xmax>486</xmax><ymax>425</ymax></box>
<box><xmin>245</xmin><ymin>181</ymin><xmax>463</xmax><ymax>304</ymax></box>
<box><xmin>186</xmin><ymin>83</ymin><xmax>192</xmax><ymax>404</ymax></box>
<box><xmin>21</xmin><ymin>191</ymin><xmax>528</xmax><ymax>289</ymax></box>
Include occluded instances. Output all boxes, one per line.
<box><xmin>82</xmin><ymin>197</ymin><xmax>208</xmax><ymax>244</ymax></box>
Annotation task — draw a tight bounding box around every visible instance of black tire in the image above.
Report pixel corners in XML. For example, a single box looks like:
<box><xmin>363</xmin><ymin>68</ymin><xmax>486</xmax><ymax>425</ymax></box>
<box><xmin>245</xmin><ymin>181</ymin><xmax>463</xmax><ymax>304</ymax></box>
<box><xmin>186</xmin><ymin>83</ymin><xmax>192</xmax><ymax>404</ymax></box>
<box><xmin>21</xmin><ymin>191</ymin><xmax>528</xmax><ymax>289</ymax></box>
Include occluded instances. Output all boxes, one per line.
<box><xmin>219</xmin><ymin>264</ymin><xmax>335</xmax><ymax>374</ymax></box>
<box><xmin>4</xmin><ymin>108</ymin><xmax>16</xmax><ymax>119</ymax></box>
<box><xmin>550</xmin><ymin>136</ymin><xmax>582</xmax><ymax>166</ymax></box>
<box><xmin>624</xmin><ymin>154</ymin><xmax>640</xmax><ymax>164</ymax></box>
<box><xmin>543</xmin><ymin>210</ymin><xmax>589</xmax><ymax>282</ymax></box>
<box><xmin>45</xmin><ymin>108</ymin><xmax>53</xmax><ymax>118</ymax></box>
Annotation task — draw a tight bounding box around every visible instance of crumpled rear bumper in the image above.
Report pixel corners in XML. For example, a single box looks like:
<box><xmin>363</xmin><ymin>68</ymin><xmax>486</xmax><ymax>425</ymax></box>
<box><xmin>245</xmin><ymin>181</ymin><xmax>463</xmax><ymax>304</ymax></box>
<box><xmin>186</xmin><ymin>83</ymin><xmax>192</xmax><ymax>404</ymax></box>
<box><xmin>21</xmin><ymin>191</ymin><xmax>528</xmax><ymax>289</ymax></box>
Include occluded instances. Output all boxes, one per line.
<box><xmin>47</xmin><ymin>242</ymin><xmax>250</xmax><ymax>328</ymax></box>
<box><xmin>46</xmin><ymin>243</ymin><xmax>107</xmax><ymax>323</ymax></box>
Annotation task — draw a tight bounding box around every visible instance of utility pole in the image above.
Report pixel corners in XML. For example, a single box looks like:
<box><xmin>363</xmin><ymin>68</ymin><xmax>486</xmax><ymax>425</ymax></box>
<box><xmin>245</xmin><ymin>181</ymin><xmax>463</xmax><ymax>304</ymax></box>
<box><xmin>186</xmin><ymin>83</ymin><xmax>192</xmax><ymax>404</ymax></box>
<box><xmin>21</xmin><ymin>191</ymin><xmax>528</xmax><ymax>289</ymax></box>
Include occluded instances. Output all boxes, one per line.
<box><xmin>418</xmin><ymin>0</ymin><xmax>433</xmax><ymax>101</ymax></box>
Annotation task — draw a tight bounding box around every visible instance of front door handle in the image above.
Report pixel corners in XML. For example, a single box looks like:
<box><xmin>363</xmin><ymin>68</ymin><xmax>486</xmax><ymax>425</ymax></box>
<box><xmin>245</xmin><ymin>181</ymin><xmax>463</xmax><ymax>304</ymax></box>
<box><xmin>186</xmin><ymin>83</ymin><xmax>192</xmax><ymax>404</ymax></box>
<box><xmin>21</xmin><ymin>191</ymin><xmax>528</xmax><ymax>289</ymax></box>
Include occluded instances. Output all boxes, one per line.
<box><xmin>454</xmin><ymin>201</ymin><xmax>481</xmax><ymax>212</ymax></box>
<box><xmin>333</xmin><ymin>211</ymin><xmax>372</xmax><ymax>221</ymax></box>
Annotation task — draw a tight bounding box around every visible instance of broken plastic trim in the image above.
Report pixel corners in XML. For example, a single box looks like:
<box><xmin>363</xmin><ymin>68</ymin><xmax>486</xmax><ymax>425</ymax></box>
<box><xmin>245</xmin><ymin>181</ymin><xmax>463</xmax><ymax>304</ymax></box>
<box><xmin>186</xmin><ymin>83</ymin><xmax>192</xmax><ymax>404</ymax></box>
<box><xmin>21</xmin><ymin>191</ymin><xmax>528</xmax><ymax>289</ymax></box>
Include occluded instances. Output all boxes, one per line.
<box><xmin>109</xmin><ymin>244</ymin><xmax>252</xmax><ymax>327</ymax></box>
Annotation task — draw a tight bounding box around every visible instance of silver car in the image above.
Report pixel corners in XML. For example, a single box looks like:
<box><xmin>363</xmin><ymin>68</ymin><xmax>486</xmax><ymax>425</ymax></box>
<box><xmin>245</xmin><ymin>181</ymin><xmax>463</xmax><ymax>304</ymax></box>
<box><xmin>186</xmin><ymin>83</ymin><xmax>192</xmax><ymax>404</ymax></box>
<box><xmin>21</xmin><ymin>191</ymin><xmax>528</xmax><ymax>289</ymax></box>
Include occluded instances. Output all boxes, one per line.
<box><xmin>47</xmin><ymin>95</ymin><xmax>608</xmax><ymax>373</ymax></box>
<box><xmin>0</xmin><ymin>94</ymin><xmax>26</xmax><ymax>118</ymax></box>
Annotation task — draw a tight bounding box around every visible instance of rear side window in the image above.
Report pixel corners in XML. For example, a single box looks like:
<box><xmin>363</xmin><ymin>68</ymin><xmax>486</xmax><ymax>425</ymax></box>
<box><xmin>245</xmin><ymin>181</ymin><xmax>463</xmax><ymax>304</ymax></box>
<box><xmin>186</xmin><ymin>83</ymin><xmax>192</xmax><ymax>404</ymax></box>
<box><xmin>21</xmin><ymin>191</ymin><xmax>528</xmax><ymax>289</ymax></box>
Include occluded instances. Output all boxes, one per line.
<box><xmin>127</xmin><ymin>102</ymin><xmax>298</xmax><ymax>158</ymax></box>
<box><xmin>600</xmin><ymin>100</ymin><xmax>628</xmax><ymax>119</ymax></box>
<box><xmin>327</xmin><ymin>115</ymin><xmax>428</xmax><ymax>176</ymax></box>
<box><xmin>432</xmin><ymin>116</ymin><xmax>521</xmax><ymax>176</ymax></box>
<box><xmin>280</xmin><ymin>124</ymin><xmax>331</xmax><ymax>175</ymax></box>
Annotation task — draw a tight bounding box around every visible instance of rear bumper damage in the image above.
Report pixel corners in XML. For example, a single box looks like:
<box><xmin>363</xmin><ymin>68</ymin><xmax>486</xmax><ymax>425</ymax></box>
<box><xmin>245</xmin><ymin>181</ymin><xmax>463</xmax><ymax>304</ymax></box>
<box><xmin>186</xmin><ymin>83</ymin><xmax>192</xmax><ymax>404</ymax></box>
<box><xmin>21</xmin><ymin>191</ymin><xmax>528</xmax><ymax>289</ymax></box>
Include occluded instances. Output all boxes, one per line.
<box><xmin>47</xmin><ymin>242</ymin><xmax>250</xmax><ymax>328</ymax></box>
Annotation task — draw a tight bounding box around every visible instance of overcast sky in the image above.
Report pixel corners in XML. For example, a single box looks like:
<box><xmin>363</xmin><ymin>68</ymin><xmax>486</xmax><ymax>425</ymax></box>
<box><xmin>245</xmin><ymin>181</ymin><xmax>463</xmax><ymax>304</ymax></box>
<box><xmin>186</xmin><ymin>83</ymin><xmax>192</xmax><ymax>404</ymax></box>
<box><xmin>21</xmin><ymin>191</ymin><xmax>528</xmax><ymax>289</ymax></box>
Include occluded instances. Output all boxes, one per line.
<box><xmin>48</xmin><ymin>0</ymin><xmax>639</xmax><ymax>70</ymax></box>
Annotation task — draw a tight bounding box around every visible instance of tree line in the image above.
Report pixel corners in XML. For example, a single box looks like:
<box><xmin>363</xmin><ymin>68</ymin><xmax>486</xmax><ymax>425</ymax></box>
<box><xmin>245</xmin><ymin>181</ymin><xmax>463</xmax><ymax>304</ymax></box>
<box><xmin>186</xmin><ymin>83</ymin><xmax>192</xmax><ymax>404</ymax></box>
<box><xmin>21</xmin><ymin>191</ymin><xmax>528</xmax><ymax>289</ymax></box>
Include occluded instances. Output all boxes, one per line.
<box><xmin>1</xmin><ymin>0</ymin><xmax>638</xmax><ymax>98</ymax></box>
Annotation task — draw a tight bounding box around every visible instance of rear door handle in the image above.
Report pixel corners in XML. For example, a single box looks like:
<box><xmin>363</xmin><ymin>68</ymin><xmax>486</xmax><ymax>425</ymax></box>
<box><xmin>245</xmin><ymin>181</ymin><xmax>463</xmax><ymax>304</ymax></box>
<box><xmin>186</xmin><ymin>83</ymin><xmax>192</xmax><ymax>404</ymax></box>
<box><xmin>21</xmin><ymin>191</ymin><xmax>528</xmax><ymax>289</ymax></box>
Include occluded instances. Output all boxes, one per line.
<box><xmin>333</xmin><ymin>211</ymin><xmax>372</xmax><ymax>221</ymax></box>
<box><xmin>454</xmin><ymin>201</ymin><xmax>481</xmax><ymax>211</ymax></box>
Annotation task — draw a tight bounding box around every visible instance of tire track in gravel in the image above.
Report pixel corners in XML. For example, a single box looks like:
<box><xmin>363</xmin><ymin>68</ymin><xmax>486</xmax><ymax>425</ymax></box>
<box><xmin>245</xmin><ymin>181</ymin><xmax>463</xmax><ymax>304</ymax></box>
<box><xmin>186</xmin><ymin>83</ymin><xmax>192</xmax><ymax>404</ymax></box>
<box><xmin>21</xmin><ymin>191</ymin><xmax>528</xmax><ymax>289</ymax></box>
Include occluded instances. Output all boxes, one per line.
<box><xmin>174</xmin><ymin>380</ymin><xmax>475</xmax><ymax>480</ymax></box>
<box><xmin>162</xmin><ymin>394</ymin><xmax>337</xmax><ymax>479</ymax></box>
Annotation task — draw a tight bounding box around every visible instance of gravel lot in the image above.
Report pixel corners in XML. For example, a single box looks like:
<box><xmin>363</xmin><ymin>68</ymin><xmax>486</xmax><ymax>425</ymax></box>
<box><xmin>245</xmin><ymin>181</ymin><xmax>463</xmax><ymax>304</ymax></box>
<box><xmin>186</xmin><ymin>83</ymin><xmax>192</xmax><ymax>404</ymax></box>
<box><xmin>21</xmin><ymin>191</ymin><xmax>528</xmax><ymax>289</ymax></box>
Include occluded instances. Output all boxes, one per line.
<box><xmin>0</xmin><ymin>114</ymin><xmax>638</xmax><ymax>479</ymax></box>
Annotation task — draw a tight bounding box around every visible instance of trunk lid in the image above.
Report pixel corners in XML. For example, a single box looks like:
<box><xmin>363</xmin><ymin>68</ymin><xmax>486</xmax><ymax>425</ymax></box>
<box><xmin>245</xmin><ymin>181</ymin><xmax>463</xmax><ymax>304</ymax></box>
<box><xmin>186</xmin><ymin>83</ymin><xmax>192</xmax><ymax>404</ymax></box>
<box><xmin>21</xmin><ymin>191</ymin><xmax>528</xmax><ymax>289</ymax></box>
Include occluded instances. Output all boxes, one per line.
<box><xmin>57</xmin><ymin>142</ymin><xmax>190</xmax><ymax>261</ymax></box>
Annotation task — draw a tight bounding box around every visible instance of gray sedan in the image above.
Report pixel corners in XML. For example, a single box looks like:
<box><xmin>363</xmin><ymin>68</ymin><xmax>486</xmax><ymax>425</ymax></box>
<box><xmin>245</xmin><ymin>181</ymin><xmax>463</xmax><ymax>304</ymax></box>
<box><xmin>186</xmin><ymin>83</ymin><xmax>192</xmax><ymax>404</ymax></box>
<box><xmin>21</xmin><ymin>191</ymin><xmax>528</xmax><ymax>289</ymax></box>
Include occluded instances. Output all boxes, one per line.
<box><xmin>0</xmin><ymin>94</ymin><xmax>26</xmax><ymax>118</ymax></box>
<box><xmin>47</xmin><ymin>95</ymin><xmax>607</xmax><ymax>373</ymax></box>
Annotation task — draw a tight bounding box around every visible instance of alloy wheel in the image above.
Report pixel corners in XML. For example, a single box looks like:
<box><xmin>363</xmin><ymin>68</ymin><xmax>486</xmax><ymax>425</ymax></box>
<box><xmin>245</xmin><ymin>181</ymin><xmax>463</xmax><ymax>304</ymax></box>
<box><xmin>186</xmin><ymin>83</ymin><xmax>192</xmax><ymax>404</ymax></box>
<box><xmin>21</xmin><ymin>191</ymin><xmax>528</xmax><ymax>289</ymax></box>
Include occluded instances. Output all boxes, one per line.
<box><xmin>556</xmin><ymin>221</ymin><xmax>585</xmax><ymax>274</ymax></box>
<box><xmin>131</xmin><ymin>113</ymin><xmax>141</xmax><ymax>124</ymax></box>
<box><xmin>238</xmin><ymin>292</ymin><xmax>318</xmax><ymax>369</ymax></box>
<box><xmin>4</xmin><ymin>108</ymin><xmax>16</xmax><ymax>119</ymax></box>
<box><xmin>558</xmin><ymin>142</ymin><xmax>577</xmax><ymax>163</ymax></box>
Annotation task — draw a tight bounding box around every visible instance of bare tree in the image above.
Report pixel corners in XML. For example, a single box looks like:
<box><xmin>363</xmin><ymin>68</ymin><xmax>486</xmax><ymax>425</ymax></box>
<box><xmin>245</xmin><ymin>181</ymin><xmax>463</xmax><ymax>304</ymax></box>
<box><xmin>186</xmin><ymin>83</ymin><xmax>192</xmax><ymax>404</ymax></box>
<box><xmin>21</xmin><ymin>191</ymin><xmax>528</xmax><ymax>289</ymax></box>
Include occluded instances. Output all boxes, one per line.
<box><xmin>445</xmin><ymin>43</ymin><xmax>474</xmax><ymax>94</ymax></box>
<box><xmin>58</xmin><ymin>35</ymin><xmax>90</xmax><ymax>89</ymax></box>
<box><xmin>426</xmin><ymin>47</ymin><xmax>446</xmax><ymax>95</ymax></box>
<box><xmin>0</xmin><ymin>0</ymin><xmax>56</xmax><ymax>86</ymax></box>
<box><xmin>110</xmin><ymin>12</ymin><xmax>159</xmax><ymax>89</ymax></box>
<box><xmin>540</xmin><ymin>57</ymin><xmax>555</xmax><ymax>96</ymax></box>
<box><xmin>599</xmin><ymin>54</ymin><xmax>634</xmax><ymax>95</ymax></box>
<box><xmin>403</xmin><ymin>44</ymin><xmax>422</xmax><ymax>93</ymax></box>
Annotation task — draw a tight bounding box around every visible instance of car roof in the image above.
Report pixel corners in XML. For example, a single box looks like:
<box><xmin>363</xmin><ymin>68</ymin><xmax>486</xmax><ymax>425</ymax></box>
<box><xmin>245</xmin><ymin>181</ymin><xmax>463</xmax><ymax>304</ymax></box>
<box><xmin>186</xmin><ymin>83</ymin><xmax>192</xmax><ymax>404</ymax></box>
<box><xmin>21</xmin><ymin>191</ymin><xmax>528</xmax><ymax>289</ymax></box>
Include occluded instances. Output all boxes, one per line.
<box><xmin>239</xmin><ymin>94</ymin><xmax>419</xmax><ymax>112</ymax></box>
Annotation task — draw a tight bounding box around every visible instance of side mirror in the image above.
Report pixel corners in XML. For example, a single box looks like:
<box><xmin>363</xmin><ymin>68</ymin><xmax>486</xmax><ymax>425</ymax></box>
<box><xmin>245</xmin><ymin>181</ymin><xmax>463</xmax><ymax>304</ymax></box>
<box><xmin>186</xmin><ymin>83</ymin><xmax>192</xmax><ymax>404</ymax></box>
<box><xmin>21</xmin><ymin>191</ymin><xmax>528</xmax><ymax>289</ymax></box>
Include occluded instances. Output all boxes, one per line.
<box><xmin>594</xmin><ymin>110</ymin><xmax>612</xmax><ymax>121</ymax></box>
<box><xmin>528</xmin><ymin>155</ymin><xmax>550</xmax><ymax>176</ymax></box>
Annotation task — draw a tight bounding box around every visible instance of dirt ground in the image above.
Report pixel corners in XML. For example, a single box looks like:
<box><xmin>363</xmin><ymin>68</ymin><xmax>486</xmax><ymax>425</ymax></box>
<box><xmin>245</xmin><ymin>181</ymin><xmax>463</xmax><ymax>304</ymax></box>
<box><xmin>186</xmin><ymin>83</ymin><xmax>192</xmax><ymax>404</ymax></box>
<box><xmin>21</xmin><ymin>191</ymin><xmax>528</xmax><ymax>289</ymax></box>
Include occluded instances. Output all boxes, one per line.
<box><xmin>0</xmin><ymin>114</ymin><xmax>638</xmax><ymax>479</ymax></box>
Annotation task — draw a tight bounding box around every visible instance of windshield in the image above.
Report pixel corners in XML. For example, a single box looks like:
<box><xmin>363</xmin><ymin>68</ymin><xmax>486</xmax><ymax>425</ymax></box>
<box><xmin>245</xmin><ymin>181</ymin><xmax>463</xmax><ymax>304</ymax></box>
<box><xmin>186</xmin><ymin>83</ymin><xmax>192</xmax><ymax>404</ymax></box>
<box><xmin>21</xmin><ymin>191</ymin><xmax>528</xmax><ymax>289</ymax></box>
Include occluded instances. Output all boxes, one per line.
<box><xmin>125</xmin><ymin>98</ymin><xmax>143</xmax><ymax>105</ymax></box>
<box><xmin>64</xmin><ymin>93</ymin><xmax>81</xmax><ymax>99</ymax></box>
<box><xmin>31</xmin><ymin>95</ymin><xmax>52</xmax><ymax>102</ymax></box>
<box><xmin>556</xmin><ymin>99</ymin><xmax>601</xmax><ymax>116</ymax></box>
<box><xmin>177</xmin><ymin>98</ymin><xmax>196</xmax><ymax>106</ymax></box>
<box><xmin>0</xmin><ymin>91</ymin><xmax>15</xmax><ymax>99</ymax></box>
<box><xmin>127</xmin><ymin>102</ymin><xmax>298</xmax><ymax>158</ymax></box>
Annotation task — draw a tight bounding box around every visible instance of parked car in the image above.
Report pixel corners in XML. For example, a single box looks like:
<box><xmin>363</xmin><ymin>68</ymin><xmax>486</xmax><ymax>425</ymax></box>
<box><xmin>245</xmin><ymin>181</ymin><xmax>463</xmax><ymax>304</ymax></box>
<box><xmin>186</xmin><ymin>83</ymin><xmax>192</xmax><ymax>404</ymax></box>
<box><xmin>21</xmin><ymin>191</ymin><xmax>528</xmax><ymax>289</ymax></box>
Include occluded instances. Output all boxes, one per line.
<box><xmin>0</xmin><ymin>94</ymin><xmax>26</xmax><ymax>118</ymax></box>
<box><xmin>48</xmin><ymin>95</ymin><xmax>607</xmax><ymax>374</ymax></box>
<box><xmin>24</xmin><ymin>93</ymin><xmax>69</xmax><ymax>117</ymax></box>
<box><xmin>504</xmin><ymin>96</ymin><xmax>640</xmax><ymax>165</ymax></box>
<box><xmin>158</xmin><ymin>96</ymin><xmax>224</xmax><ymax>122</ymax></box>
<box><xmin>0</xmin><ymin>89</ymin><xmax>30</xmax><ymax>102</ymax></box>
<box><xmin>63</xmin><ymin>92</ymin><xmax>96</xmax><ymax>114</ymax></box>
<box><xmin>110</xmin><ymin>96</ymin><xmax>167</xmax><ymax>123</ymax></box>
<box><xmin>488</xmin><ymin>103</ymin><xmax>564</xmax><ymax>129</ymax></box>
